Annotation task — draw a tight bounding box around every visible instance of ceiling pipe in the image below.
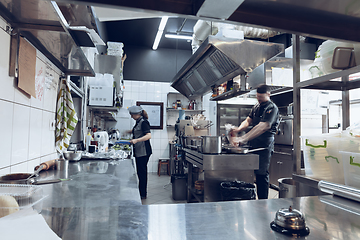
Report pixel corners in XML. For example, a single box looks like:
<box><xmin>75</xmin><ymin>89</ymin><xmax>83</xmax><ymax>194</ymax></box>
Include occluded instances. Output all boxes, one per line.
<box><xmin>191</xmin><ymin>20</ymin><xmax>280</xmax><ymax>54</ymax></box>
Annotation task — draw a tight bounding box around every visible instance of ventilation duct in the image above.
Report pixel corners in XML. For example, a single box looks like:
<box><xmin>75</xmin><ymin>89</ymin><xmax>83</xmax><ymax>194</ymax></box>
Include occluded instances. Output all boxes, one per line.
<box><xmin>192</xmin><ymin>20</ymin><xmax>280</xmax><ymax>53</ymax></box>
<box><xmin>172</xmin><ymin>35</ymin><xmax>284</xmax><ymax>99</ymax></box>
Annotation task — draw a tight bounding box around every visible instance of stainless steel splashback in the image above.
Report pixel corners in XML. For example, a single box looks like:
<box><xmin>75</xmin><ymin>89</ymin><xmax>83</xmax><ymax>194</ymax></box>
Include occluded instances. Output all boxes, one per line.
<box><xmin>171</xmin><ymin>35</ymin><xmax>284</xmax><ymax>99</ymax></box>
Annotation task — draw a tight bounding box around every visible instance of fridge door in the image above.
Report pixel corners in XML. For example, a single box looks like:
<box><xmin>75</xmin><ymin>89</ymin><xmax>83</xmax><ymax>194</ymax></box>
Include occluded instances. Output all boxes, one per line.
<box><xmin>217</xmin><ymin>104</ymin><xmax>253</xmax><ymax>136</ymax></box>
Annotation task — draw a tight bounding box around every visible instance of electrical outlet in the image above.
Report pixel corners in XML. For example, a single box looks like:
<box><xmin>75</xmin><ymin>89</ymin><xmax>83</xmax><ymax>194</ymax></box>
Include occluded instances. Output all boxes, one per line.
<box><xmin>49</xmin><ymin>119</ymin><xmax>56</xmax><ymax>131</ymax></box>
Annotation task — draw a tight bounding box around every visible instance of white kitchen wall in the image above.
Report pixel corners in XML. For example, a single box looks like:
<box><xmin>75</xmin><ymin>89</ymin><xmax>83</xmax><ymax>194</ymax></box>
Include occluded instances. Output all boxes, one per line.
<box><xmin>0</xmin><ymin>25</ymin><xmax>59</xmax><ymax>174</ymax></box>
<box><xmin>109</xmin><ymin>80</ymin><xmax>175</xmax><ymax>173</ymax></box>
<box><xmin>109</xmin><ymin>80</ymin><xmax>213</xmax><ymax>173</ymax></box>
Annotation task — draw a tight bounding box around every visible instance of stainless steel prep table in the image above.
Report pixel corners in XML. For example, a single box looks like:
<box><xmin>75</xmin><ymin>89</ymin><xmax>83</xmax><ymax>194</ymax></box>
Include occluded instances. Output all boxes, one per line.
<box><xmin>37</xmin><ymin>158</ymin><xmax>360</xmax><ymax>239</ymax></box>
<box><xmin>183</xmin><ymin>148</ymin><xmax>259</xmax><ymax>202</ymax></box>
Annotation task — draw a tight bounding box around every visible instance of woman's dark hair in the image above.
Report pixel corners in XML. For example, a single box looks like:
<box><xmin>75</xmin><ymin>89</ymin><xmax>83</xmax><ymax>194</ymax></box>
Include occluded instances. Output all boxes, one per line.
<box><xmin>256</xmin><ymin>84</ymin><xmax>269</xmax><ymax>94</ymax></box>
<box><xmin>141</xmin><ymin>110</ymin><xmax>149</xmax><ymax>119</ymax></box>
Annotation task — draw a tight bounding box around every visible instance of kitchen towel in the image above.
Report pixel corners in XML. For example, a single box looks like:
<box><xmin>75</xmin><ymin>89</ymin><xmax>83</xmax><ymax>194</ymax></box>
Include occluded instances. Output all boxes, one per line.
<box><xmin>55</xmin><ymin>78</ymin><xmax>78</xmax><ymax>152</ymax></box>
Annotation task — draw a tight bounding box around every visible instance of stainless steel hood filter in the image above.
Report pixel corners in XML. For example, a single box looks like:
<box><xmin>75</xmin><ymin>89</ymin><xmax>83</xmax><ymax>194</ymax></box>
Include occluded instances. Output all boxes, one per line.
<box><xmin>171</xmin><ymin>35</ymin><xmax>284</xmax><ymax>99</ymax></box>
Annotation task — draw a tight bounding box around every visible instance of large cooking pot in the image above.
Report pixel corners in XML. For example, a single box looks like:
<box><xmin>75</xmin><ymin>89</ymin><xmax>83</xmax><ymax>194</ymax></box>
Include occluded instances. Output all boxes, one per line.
<box><xmin>183</xmin><ymin>136</ymin><xmax>202</xmax><ymax>148</ymax></box>
<box><xmin>201</xmin><ymin>136</ymin><xmax>221</xmax><ymax>154</ymax></box>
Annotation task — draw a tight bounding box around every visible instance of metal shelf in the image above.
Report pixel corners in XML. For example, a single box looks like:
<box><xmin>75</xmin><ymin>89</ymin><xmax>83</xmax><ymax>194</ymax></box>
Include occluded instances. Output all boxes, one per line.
<box><xmin>296</xmin><ymin>65</ymin><xmax>360</xmax><ymax>91</ymax></box>
<box><xmin>166</xmin><ymin>108</ymin><xmax>205</xmax><ymax>112</ymax></box>
<box><xmin>210</xmin><ymin>88</ymin><xmax>249</xmax><ymax>101</ymax></box>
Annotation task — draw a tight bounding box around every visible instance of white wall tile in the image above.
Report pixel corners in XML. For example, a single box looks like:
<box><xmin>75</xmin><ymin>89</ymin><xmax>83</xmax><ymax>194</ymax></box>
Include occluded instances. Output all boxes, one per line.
<box><xmin>138</xmin><ymin>82</ymin><xmax>147</xmax><ymax>92</ymax></box>
<box><xmin>0</xmin><ymin>29</ymin><xmax>15</xmax><ymax>102</ymax></box>
<box><xmin>0</xmin><ymin>167</ymin><xmax>10</xmax><ymax>176</ymax></box>
<box><xmin>10</xmin><ymin>162</ymin><xmax>29</xmax><ymax>174</ymax></box>
<box><xmin>0</xmin><ymin>100</ymin><xmax>13</xmax><ymax>168</ymax></box>
<box><xmin>14</xmin><ymin>88</ymin><xmax>31</xmax><ymax>106</ymax></box>
<box><xmin>27</xmin><ymin>158</ymin><xmax>41</xmax><ymax>172</ymax></box>
<box><xmin>28</xmin><ymin>108</ymin><xmax>43</xmax><ymax>160</ymax></box>
<box><xmin>160</xmin><ymin>138</ymin><xmax>170</xmax><ymax>150</ymax></box>
<box><xmin>161</xmin><ymin>83</ymin><xmax>170</xmax><ymax>93</ymax></box>
<box><xmin>11</xmin><ymin>104</ymin><xmax>30</xmax><ymax>165</ymax></box>
<box><xmin>152</xmin><ymin>130</ymin><xmax>161</xmax><ymax>139</ymax></box>
<box><xmin>152</xmin><ymin>139</ymin><xmax>161</xmax><ymax>150</ymax></box>
<box><xmin>41</xmin><ymin>111</ymin><xmax>56</xmax><ymax>156</ymax></box>
<box><xmin>130</xmin><ymin>91</ymin><xmax>139</xmax><ymax>101</ymax></box>
<box><xmin>147</xmin><ymin>82</ymin><xmax>155</xmax><ymax>94</ymax></box>
<box><xmin>160</xmin><ymin>129</ymin><xmax>168</xmax><ymax>139</ymax></box>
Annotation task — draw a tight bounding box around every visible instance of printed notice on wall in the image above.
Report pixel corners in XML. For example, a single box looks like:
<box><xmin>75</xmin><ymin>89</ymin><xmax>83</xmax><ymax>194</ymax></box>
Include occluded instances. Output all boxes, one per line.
<box><xmin>18</xmin><ymin>37</ymin><xmax>36</xmax><ymax>97</ymax></box>
<box><xmin>141</xmin><ymin>105</ymin><xmax>161</xmax><ymax>127</ymax></box>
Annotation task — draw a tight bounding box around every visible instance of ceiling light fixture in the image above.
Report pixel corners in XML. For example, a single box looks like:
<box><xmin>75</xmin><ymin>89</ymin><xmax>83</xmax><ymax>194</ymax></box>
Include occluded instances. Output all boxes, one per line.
<box><xmin>152</xmin><ymin>16</ymin><xmax>169</xmax><ymax>50</ymax></box>
<box><xmin>165</xmin><ymin>34</ymin><xmax>193</xmax><ymax>40</ymax></box>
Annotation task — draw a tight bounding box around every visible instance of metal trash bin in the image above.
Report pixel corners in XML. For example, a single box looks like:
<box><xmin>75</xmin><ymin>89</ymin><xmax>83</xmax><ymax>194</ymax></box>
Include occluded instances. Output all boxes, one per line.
<box><xmin>278</xmin><ymin>178</ymin><xmax>297</xmax><ymax>198</ymax></box>
<box><xmin>171</xmin><ymin>174</ymin><xmax>187</xmax><ymax>200</ymax></box>
<box><xmin>220</xmin><ymin>181</ymin><xmax>256</xmax><ymax>201</ymax></box>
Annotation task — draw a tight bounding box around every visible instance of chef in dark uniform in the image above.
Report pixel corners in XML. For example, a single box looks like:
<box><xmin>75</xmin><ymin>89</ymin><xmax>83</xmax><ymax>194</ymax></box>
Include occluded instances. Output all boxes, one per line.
<box><xmin>128</xmin><ymin>105</ymin><xmax>152</xmax><ymax>199</ymax></box>
<box><xmin>230</xmin><ymin>84</ymin><xmax>279</xmax><ymax>199</ymax></box>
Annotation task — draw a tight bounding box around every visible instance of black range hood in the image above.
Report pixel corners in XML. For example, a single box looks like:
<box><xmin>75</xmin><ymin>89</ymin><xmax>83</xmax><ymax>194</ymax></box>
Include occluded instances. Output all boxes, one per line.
<box><xmin>171</xmin><ymin>35</ymin><xmax>284</xmax><ymax>99</ymax></box>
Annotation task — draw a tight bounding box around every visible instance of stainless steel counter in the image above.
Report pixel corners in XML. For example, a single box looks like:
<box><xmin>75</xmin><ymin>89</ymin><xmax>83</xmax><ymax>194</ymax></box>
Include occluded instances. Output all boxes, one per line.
<box><xmin>38</xmin><ymin>159</ymin><xmax>360</xmax><ymax>239</ymax></box>
<box><xmin>184</xmin><ymin>148</ymin><xmax>259</xmax><ymax>202</ymax></box>
<box><xmin>40</xmin><ymin>159</ymin><xmax>141</xmax><ymax>209</ymax></box>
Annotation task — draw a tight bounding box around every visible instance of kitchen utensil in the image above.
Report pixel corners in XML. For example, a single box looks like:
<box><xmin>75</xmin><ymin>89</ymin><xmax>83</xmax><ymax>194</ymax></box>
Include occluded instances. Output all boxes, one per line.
<box><xmin>201</xmin><ymin>136</ymin><xmax>222</xmax><ymax>154</ymax></box>
<box><xmin>34</xmin><ymin>159</ymin><xmax>58</xmax><ymax>171</ymax></box>
<box><xmin>223</xmin><ymin>146</ymin><xmax>266</xmax><ymax>154</ymax></box>
<box><xmin>0</xmin><ymin>173</ymin><xmax>68</xmax><ymax>185</ymax></box>
<box><xmin>26</xmin><ymin>165</ymin><xmax>44</xmax><ymax>181</ymax></box>
<box><xmin>31</xmin><ymin>178</ymin><xmax>70</xmax><ymax>185</ymax></box>
<box><xmin>270</xmin><ymin>206</ymin><xmax>310</xmax><ymax>237</ymax></box>
<box><xmin>63</xmin><ymin>151</ymin><xmax>83</xmax><ymax>161</ymax></box>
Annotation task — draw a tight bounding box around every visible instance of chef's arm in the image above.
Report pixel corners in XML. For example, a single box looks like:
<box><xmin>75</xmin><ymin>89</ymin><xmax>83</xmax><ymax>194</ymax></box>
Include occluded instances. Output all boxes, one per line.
<box><xmin>241</xmin><ymin>122</ymin><xmax>270</xmax><ymax>142</ymax></box>
<box><xmin>130</xmin><ymin>133</ymin><xmax>151</xmax><ymax>144</ymax></box>
<box><xmin>231</xmin><ymin>117</ymin><xmax>252</xmax><ymax>135</ymax></box>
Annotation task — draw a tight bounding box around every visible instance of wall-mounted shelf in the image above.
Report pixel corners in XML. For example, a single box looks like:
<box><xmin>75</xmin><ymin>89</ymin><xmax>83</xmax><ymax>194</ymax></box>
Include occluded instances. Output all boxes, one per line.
<box><xmin>296</xmin><ymin>65</ymin><xmax>360</xmax><ymax>90</ymax></box>
<box><xmin>89</xmin><ymin>106</ymin><xmax>118</xmax><ymax>122</ymax></box>
<box><xmin>210</xmin><ymin>88</ymin><xmax>249</xmax><ymax>101</ymax></box>
<box><xmin>166</xmin><ymin>108</ymin><xmax>205</xmax><ymax>112</ymax></box>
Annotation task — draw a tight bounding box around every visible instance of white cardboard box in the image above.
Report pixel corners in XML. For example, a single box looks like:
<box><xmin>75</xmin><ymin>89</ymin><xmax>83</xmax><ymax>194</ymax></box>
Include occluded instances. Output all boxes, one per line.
<box><xmin>89</xmin><ymin>85</ymin><xmax>113</xmax><ymax>106</ymax></box>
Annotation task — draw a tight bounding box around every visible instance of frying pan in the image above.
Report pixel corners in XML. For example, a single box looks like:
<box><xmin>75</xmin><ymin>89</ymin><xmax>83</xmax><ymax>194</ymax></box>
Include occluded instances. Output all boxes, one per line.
<box><xmin>0</xmin><ymin>173</ymin><xmax>68</xmax><ymax>185</ymax></box>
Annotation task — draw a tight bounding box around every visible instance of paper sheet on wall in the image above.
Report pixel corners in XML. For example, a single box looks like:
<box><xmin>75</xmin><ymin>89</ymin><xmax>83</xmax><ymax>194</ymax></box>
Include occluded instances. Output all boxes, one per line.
<box><xmin>141</xmin><ymin>105</ymin><xmax>161</xmax><ymax>127</ymax></box>
<box><xmin>18</xmin><ymin>37</ymin><xmax>36</xmax><ymax>97</ymax></box>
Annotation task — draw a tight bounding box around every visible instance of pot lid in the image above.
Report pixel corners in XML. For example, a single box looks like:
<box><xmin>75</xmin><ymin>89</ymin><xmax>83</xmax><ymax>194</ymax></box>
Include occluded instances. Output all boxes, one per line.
<box><xmin>274</xmin><ymin>206</ymin><xmax>306</xmax><ymax>230</ymax></box>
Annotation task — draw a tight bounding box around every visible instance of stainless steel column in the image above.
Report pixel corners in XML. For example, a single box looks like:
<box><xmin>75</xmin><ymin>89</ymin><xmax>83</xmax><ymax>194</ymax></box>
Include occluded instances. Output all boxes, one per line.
<box><xmin>292</xmin><ymin>34</ymin><xmax>301</xmax><ymax>174</ymax></box>
<box><xmin>342</xmin><ymin>75</ymin><xmax>350</xmax><ymax>130</ymax></box>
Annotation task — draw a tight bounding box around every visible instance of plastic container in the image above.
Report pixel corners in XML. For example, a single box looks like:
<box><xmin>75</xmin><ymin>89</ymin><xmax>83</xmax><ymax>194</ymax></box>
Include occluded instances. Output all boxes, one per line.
<box><xmin>340</xmin><ymin>151</ymin><xmax>360</xmax><ymax>189</ymax></box>
<box><xmin>0</xmin><ymin>184</ymin><xmax>45</xmax><ymax>214</ymax></box>
<box><xmin>300</xmin><ymin>133</ymin><xmax>345</xmax><ymax>183</ymax></box>
<box><xmin>171</xmin><ymin>174</ymin><xmax>187</xmax><ymax>201</ymax></box>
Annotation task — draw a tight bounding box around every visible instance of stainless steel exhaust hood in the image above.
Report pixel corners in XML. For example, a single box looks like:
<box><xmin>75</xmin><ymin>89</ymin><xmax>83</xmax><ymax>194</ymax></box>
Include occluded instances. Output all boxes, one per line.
<box><xmin>171</xmin><ymin>35</ymin><xmax>284</xmax><ymax>99</ymax></box>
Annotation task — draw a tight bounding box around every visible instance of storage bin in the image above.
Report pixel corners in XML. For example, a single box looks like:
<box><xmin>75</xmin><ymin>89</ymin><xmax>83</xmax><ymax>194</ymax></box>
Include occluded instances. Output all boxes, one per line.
<box><xmin>0</xmin><ymin>184</ymin><xmax>45</xmax><ymax>214</ymax></box>
<box><xmin>301</xmin><ymin>133</ymin><xmax>345</xmax><ymax>184</ymax></box>
<box><xmin>340</xmin><ymin>151</ymin><xmax>360</xmax><ymax>189</ymax></box>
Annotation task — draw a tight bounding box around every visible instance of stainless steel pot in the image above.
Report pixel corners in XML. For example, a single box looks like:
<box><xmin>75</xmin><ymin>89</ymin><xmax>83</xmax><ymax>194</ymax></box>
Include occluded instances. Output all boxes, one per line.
<box><xmin>201</xmin><ymin>136</ymin><xmax>221</xmax><ymax>154</ymax></box>
<box><xmin>183</xmin><ymin>136</ymin><xmax>202</xmax><ymax>148</ymax></box>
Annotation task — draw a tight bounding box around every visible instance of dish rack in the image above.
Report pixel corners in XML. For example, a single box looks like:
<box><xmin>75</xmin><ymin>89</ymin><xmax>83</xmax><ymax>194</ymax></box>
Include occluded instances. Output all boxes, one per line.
<box><xmin>0</xmin><ymin>184</ymin><xmax>46</xmax><ymax>213</ymax></box>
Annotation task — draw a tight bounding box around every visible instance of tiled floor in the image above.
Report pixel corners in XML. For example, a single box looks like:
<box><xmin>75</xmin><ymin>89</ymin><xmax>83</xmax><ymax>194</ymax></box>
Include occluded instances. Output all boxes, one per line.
<box><xmin>141</xmin><ymin>173</ymin><xmax>279</xmax><ymax>205</ymax></box>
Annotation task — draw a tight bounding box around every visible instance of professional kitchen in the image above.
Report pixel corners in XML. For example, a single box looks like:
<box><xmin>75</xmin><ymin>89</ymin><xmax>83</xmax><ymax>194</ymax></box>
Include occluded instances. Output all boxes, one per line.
<box><xmin>1</xmin><ymin>1</ymin><xmax>360</xmax><ymax>239</ymax></box>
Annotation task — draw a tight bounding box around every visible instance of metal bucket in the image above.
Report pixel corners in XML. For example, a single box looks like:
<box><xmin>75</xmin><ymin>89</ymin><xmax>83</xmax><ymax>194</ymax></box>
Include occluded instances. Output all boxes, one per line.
<box><xmin>278</xmin><ymin>178</ymin><xmax>297</xmax><ymax>198</ymax></box>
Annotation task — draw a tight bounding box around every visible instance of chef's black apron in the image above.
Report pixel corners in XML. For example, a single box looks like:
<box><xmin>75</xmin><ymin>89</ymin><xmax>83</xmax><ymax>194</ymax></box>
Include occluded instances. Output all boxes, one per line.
<box><xmin>248</xmin><ymin>100</ymin><xmax>279</xmax><ymax>175</ymax></box>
